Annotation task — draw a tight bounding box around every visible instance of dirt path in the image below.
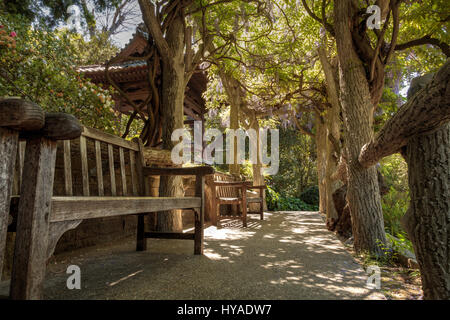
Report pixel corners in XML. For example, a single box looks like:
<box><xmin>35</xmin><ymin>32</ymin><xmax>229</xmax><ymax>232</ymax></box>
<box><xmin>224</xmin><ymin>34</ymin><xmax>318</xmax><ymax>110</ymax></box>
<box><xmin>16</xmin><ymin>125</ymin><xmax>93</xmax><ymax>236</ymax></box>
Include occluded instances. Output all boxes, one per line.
<box><xmin>0</xmin><ymin>211</ymin><xmax>384</xmax><ymax>299</ymax></box>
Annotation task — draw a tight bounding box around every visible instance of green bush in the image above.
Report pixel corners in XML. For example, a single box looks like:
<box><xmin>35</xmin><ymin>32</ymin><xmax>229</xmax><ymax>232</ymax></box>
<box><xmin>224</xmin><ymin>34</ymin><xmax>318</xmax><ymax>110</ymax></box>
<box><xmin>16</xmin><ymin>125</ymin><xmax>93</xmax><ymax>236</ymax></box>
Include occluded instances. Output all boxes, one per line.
<box><xmin>299</xmin><ymin>185</ymin><xmax>319</xmax><ymax>206</ymax></box>
<box><xmin>379</xmin><ymin>154</ymin><xmax>413</xmax><ymax>252</ymax></box>
<box><xmin>266</xmin><ymin>186</ymin><xmax>318</xmax><ymax>211</ymax></box>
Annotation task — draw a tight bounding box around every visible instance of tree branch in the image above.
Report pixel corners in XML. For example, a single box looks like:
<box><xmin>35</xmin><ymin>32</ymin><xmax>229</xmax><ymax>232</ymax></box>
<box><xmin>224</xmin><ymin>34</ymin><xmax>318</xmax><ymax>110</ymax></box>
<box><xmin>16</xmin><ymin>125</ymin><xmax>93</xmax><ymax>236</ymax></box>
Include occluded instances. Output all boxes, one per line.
<box><xmin>395</xmin><ymin>35</ymin><xmax>450</xmax><ymax>58</ymax></box>
<box><xmin>138</xmin><ymin>0</ymin><xmax>172</xmax><ymax>63</ymax></box>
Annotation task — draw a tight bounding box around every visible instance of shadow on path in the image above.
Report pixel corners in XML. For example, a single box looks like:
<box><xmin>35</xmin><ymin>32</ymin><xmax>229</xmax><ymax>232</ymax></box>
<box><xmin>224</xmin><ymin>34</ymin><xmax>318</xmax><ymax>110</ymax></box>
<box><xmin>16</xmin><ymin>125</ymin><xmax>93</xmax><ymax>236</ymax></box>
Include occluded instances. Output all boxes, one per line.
<box><xmin>0</xmin><ymin>211</ymin><xmax>384</xmax><ymax>299</ymax></box>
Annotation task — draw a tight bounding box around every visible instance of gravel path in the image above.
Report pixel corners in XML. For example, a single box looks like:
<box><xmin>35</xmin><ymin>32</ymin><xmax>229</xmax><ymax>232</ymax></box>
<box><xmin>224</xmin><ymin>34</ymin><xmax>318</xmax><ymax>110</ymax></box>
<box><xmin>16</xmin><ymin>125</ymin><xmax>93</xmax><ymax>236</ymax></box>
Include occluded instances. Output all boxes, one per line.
<box><xmin>0</xmin><ymin>211</ymin><xmax>384</xmax><ymax>299</ymax></box>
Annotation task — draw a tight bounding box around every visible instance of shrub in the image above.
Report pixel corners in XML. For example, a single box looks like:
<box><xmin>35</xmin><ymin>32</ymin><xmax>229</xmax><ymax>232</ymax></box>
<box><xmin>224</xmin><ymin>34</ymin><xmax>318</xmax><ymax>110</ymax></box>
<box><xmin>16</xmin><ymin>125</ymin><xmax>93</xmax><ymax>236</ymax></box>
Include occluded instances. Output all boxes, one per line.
<box><xmin>266</xmin><ymin>186</ymin><xmax>318</xmax><ymax>211</ymax></box>
<box><xmin>299</xmin><ymin>185</ymin><xmax>319</xmax><ymax>206</ymax></box>
<box><xmin>0</xmin><ymin>14</ymin><xmax>119</xmax><ymax>133</ymax></box>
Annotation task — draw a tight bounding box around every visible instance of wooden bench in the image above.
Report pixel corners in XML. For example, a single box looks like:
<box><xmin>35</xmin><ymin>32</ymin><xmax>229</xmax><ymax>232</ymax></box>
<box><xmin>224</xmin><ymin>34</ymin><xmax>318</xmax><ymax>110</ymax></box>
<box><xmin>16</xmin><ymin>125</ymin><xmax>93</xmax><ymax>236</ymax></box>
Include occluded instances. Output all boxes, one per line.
<box><xmin>209</xmin><ymin>176</ymin><xmax>266</xmax><ymax>228</ymax></box>
<box><xmin>0</xmin><ymin>98</ymin><xmax>213</xmax><ymax>299</ymax></box>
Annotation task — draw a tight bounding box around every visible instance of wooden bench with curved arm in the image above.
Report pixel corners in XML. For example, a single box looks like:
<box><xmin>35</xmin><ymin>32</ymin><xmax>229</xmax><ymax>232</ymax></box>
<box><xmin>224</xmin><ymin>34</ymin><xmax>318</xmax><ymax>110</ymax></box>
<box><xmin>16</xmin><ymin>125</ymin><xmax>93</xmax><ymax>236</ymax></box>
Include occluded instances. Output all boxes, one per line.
<box><xmin>210</xmin><ymin>180</ymin><xmax>266</xmax><ymax>228</ymax></box>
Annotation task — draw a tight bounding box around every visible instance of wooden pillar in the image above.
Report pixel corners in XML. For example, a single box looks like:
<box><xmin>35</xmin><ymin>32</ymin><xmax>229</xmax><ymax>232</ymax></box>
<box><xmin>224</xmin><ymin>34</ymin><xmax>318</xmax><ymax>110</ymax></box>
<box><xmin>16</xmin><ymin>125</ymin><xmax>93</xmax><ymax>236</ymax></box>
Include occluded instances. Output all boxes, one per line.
<box><xmin>0</xmin><ymin>127</ymin><xmax>19</xmax><ymax>279</ymax></box>
<box><xmin>10</xmin><ymin>136</ymin><xmax>57</xmax><ymax>299</ymax></box>
<box><xmin>10</xmin><ymin>113</ymin><xmax>81</xmax><ymax>300</ymax></box>
<box><xmin>133</xmin><ymin>138</ymin><xmax>150</xmax><ymax>251</ymax></box>
<box><xmin>0</xmin><ymin>98</ymin><xmax>45</xmax><ymax>283</ymax></box>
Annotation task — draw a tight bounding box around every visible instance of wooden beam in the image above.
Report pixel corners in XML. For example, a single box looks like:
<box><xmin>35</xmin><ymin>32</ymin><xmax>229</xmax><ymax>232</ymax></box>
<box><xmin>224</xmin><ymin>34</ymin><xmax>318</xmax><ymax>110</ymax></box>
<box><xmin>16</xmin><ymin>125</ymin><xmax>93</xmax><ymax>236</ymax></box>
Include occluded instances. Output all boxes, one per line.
<box><xmin>82</xmin><ymin>126</ymin><xmax>139</xmax><ymax>151</ymax></box>
<box><xmin>49</xmin><ymin>197</ymin><xmax>202</xmax><ymax>222</ymax></box>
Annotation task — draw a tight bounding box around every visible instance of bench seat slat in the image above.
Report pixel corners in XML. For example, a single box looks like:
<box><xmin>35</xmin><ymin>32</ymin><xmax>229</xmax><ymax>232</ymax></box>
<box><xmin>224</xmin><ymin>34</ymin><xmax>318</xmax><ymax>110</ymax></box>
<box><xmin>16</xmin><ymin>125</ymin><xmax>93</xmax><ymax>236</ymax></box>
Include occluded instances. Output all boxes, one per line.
<box><xmin>50</xmin><ymin>196</ymin><xmax>201</xmax><ymax>222</ymax></box>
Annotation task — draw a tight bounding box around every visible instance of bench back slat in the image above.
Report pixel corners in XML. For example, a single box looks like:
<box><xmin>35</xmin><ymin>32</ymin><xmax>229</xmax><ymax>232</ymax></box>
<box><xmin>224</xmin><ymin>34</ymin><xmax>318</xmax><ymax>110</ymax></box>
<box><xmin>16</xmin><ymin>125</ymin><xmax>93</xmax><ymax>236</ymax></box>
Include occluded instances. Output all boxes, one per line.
<box><xmin>95</xmin><ymin>140</ymin><xmax>104</xmax><ymax>196</ymax></box>
<box><xmin>63</xmin><ymin>140</ymin><xmax>73</xmax><ymax>196</ymax></box>
<box><xmin>12</xmin><ymin>126</ymin><xmax>144</xmax><ymax>198</ymax></box>
<box><xmin>119</xmin><ymin>147</ymin><xmax>127</xmax><ymax>196</ymax></box>
<box><xmin>130</xmin><ymin>150</ymin><xmax>138</xmax><ymax>196</ymax></box>
<box><xmin>108</xmin><ymin>143</ymin><xmax>117</xmax><ymax>196</ymax></box>
<box><xmin>79</xmin><ymin>135</ymin><xmax>89</xmax><ymax>196</ymax></box>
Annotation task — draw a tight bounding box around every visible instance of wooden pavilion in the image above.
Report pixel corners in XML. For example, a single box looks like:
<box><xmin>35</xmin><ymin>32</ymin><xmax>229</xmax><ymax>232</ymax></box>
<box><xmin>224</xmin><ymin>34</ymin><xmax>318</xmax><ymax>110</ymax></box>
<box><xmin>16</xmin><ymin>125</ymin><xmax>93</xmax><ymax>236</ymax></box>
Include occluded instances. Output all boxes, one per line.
<box><xmin>77</xmin><ymin>25</ymin><xmax>208</xmax><ymax>146</ymax></box>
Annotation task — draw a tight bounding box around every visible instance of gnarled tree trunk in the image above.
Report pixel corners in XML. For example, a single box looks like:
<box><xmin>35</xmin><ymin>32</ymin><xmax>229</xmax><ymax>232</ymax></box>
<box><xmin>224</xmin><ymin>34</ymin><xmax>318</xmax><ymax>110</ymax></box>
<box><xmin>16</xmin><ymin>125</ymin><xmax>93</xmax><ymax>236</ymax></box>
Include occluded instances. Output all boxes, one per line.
<box><xmin>334</xmin><ymin>1</ymin><xmax>386</xmax><ymax>255</ymax></box>
<box><xmin>359</xmin><ymin>62</ymin><xmax>450</xmax><ymax>299</ymax></box>
<box><xmin>402</xmin><ymin>123</ymin><xmax>450</xmax><ymax>299</ymax></box>
<box><xmin>316</xmin><ymin>115</ymin><xmax>328</xmax><ymax>214</ymax></box>
<box><xmin>157</xmin><ymin>11</ymin><xmax>185</xmax><ymax>232</ymax></box>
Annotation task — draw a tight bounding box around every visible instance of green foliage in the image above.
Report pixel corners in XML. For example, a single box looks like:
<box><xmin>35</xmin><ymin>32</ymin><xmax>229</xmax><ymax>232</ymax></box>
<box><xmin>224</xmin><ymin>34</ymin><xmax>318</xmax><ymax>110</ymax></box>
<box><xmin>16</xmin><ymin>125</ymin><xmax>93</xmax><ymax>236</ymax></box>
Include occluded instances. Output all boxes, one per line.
<box><xmin>379</xmin><ymin>154</ymin><xmax>413</xmax><ymax>252</ymax></box>
<box><xmin>299</xmin><ymin>185</ymin><xmax>319</xmax><ymax>206</ymax></box>
<box><xmin>266</xmin><ymin>185</ymin><xmax>318</xmax><ymax>212</ymax></box>
<box><xmin>0</xmin><ymin>13</ymin><xmax>119</xmax><ymax>133</ymax></box>
<box><xmin>269</xmin><ymin>128</ymin><xmax>317</xmax><ymax>198</ymax></box>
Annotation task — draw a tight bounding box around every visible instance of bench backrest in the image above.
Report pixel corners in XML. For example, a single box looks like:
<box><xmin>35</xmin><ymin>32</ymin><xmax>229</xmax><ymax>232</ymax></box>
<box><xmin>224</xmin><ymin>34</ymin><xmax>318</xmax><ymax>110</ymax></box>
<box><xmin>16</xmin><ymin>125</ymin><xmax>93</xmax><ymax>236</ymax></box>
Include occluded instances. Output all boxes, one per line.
<box><xmin>213</xmin><ymin>172</ymin><xmax>240</xmax><ymax>198</ymax></box>
<box><xmin>13</xmin><ymin>126</ymin><xmax>144</xmax><ymax>197</ymax></box>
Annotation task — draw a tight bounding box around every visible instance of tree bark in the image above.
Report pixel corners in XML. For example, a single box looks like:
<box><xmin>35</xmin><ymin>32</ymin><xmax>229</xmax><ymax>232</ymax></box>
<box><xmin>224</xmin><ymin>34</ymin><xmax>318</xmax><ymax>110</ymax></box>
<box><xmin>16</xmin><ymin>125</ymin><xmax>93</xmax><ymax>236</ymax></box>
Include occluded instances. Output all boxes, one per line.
<box><xmin>316</xmin><ymin>115</ymin><xmax>327</xmax><ymax>214</ymax></box>
<box><xmin>334</xmin><ymin>1</ymin><xmax>386</xmax><ymax>255</ymax></box>
<box><xmin>402</xmin><ymin>123</ymin><xmax>450</xmax><ymax>300</ymax></box>
<box><xmin>318</xmin><ymin>48</ymin><xmax>342</xmax><ymax>227</ymax></box>
<box><xmin>157</xmin><ymin>10</ymin><xmax>186</xmax><ymax>232</ymax></box>
<box><xmin>359</xmin><ymin>61</ymin><xmax>450</xmax><ymax>168</ymax></box>
<box><xmin>220</xmin><ymin>71</ymin><xmax>242</xmax><ymax>177</ymax></box>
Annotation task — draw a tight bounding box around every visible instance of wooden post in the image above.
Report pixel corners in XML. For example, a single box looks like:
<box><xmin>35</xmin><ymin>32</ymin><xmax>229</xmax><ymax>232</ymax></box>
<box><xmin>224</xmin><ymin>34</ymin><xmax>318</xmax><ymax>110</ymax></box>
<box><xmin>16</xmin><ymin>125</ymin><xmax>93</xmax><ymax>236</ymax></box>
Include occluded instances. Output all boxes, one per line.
<box><xmin>0</xmin><ymin>98</ymin><xmax>45</xmax><ymax>284</ymax></box>
<box><xmin>194</xmin><ymin>174</ymin><xmax>205</xmax><ymax>255</ymax></box>
<box><xmin>10</xmin><ymin>112</ymin><xmax>81</xmax><ymax>300</ymax></box>
<box><xmin>0</xmin><ymin>127</ymin><xmax>19</xmax><ymax>279</ymax></box>
<box><xmin>204</xmin><ymin>174</ymin><xmax>215</xmax><ymax>225</ymax></box>
<box><xmin>10</xmin><ymin>137</ymin><xmax>57</xmax><ymax>299</ymax></box>
<box><xmin>133</xmin><ymin>138</ymin><xmax>147</xmax><ymax>251</ymax></box>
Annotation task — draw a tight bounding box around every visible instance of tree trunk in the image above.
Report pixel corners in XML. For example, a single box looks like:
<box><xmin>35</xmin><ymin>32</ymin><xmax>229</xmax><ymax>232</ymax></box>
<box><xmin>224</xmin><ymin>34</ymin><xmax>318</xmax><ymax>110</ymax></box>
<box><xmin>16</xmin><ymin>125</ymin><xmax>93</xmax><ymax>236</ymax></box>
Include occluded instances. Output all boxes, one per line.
<box><xmin>316</xmin><ymin>115</ymin><xmax>327</xmax><ymax>214</ymax></box>
<box><xmin>402</xmin><ymin>123</ymin><xmax>450</xmax><ymax>300</ymax></box>
<box><xmin>334</xmin><ymin>1</ymin><xmax>386</xmax><ymax>255</ymax></box>
<box><xmin>250</xmin><ymin>117</ymin><xmax>266</xmax><ymax>211</ymax></box>
<box><xmin>157</xmin><ymin>12</ymin><xmax>185</xmax><ymax>232</ymax></box>
<box><xmin>318</xmin><ymin>48</ymin><xmax>342</xmax><ymax>227</ymax></box>
<box><xmin>220</xmin><ymin>71</ymin><xmax>241</xmax><ymax>177</ymax></box>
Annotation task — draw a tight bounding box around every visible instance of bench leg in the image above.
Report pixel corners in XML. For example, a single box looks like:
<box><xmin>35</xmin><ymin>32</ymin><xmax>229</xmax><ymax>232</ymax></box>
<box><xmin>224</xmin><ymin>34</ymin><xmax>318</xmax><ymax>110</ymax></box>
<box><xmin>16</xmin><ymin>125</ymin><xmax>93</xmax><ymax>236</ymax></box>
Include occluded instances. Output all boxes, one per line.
<box><xmin>194</xmin><ymin>208</ymin><xmax>204</xmax><ymax>255</ymax></box>
<box><xmin>10</xmin><ymin>137</ymin><xmax>57</xmax><ymax>300</ymax></box>
<box><xmin>242</xmin><ymin>202</ymin><xmax>247</xmax><ymax>228</ymax></box>
<box><xmin>260</xmin><ymin>202</ymin><xmax>264</xmax><ymax>220</ymax></box>
<box><xmin>136</xmin><ymin>214</ymin><xmax>147</xmax><ymax>251</ymax></box>
<box><xmin>215</xmin><ymin>202</ymin><xmax>221</xmax><ymax>229</ymax></box>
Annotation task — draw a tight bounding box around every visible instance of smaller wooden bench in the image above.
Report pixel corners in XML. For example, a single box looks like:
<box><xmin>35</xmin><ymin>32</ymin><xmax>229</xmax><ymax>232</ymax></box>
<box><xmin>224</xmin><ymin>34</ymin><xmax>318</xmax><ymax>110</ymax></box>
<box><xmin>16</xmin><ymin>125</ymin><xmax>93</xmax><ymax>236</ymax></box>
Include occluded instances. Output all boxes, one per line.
<box><xmin>210</xmin><ymin>179</ymin><xmax>266</xmax><ymax>227</ymax></box>
<box><xmin>0</xmin><ymin>98</ymin><xmax>213</xmax><ymax>300</ymax></box>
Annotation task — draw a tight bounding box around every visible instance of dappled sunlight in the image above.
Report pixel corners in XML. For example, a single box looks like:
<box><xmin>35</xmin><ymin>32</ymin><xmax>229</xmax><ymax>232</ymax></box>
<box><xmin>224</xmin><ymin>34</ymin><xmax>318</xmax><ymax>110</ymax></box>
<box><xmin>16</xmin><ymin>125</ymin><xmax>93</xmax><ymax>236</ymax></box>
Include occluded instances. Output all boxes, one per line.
<box><xmin>204</xmin><ymin>224</ymin><xmax>257</xmax><ymax>241</ymax></box>
<box><xmin>17</xmin><ymin>211</ymin><xmax>384</xmax><ymax>300</ymax></box>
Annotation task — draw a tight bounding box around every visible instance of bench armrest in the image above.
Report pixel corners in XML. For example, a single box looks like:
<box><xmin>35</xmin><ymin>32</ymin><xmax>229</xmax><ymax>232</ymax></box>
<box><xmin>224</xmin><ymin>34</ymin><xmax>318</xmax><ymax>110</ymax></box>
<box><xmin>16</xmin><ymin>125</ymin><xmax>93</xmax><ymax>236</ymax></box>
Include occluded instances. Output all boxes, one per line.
<box><xmin>246</xmin><ymin>185</ymin><xmax>266</xmax><ymax>190</ymax></box>
<box><xmin>210</xmin><ymin>181</ymin><xmax>250</xmax><ymax>186</ymax></box>
<box><xmin>143</xmin><ymin>166</ymin><xmax>214</xmax><ymax>176</ymax></box>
